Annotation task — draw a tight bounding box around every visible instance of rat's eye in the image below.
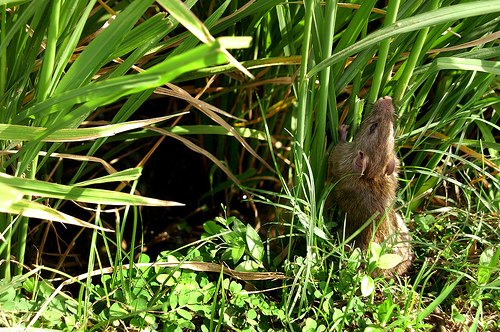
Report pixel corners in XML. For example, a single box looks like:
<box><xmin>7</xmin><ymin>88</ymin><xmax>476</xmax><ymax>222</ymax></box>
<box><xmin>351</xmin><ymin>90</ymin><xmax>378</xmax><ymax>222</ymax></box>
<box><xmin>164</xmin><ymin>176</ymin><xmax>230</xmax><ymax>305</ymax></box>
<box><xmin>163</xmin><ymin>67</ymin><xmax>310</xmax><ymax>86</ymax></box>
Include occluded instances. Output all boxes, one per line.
<box><xmin>369</xmin><ymin>123</ymin><xmax>378</xmax><ymax>134</ymax></box>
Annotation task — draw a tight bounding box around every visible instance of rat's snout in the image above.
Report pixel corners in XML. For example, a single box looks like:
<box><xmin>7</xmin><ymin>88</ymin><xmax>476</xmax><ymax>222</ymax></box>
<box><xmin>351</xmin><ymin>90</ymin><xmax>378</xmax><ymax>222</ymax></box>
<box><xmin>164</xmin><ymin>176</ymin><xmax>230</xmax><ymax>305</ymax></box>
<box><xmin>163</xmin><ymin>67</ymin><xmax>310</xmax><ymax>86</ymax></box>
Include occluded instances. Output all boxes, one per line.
<box><xmin>374</xmin><ymin>96</ymin><xmax>395</xmax><ymax>115</ymax></box>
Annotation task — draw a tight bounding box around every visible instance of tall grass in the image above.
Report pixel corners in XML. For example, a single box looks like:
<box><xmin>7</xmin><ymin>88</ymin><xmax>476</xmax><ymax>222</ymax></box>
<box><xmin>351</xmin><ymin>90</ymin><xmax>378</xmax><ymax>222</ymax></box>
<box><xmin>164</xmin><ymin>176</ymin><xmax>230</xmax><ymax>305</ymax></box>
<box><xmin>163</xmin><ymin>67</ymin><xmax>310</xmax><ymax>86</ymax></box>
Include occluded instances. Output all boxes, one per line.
<box><xmin>0</xmin><ymin>0</ymin><xmax>250</xmax><ymax>279</ymax></box>
<box><xmin>0</xmin><ymin>0</ymin><xmax>498</xmax><ymax>330</ymax></box>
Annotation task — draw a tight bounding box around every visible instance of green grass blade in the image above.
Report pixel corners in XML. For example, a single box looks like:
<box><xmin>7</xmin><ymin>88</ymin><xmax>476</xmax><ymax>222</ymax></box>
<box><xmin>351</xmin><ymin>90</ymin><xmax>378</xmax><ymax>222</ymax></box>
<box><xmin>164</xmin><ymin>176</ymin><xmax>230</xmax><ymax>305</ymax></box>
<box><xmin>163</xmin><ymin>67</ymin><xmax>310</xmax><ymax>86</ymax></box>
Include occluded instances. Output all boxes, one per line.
<box><xmin>393</xmin><ymin>0</ymin><xmax>439</xmax><ymax>102</ymax></box>
<box><xmin>308</xmin><ymin>0</ymin><xmax>500</xmax><ymax>78</ymax></box>
<box><xmin>417</xmin><ymin>276</ymin><xmax>463</xmax><ymax>322</ymax></box>
<box><xmin>158</xmin><ymin>0</ymin><xmax>253</xmax><ymax>78</ymax></box>
<box><xmin>404</xmin><ymin>58</ymin><xmax>500</xmax><ymax>104</ymax></box>
<box><xmin>0</xmin><ymin>172</ymin><xmax>183</xmax><ymax>207</ymax></box>
<box><xmin>16</xmin><ymin>41</ymin><xmax>228</xmax><ymax>123</ymax></box>
<box><xmin>168</xmin><ymin>125</ymin><xmax>268</xmax><ymax>140</ymax></box>
<box><xmin>73</xmin><ymin>168</ymin><xmax>142</xmax><ymax>187</ymax></box>
<box><xmin>295</xmin><ymin>0</ymin><xmax>314</xmax><ymax>152</ymax></box>
<box><xmin>36</xmin><ymin>0</ymin><xmax>60</xmax><ymax>102</ymax></box>
<box><xmin>54</xmin><ymin>0</ymin><xmax>156</xmax><ymax>93</ymax></box>
<box><xmin>109</xmin><ymin>12</ymin><xmax>170</xmax><ymax>61</ymax></box>
<box><xmin>157</xmin><ymin>0</ymin><xmax>212</xmax><ymax>43</ymax></box>
<box><xmin>369</xmin><ymin>0</ymin><xmax>400</xmax><ymax>102</ymax></box>
<box><xmin>0</xmin><ymin>0</ymin><xmax>31</xmax><ymax>4</ymax></box>
<box><xmin>329</xmin><ymin>0</ymin><xmax>377</xmax><ymax>82</ymax></box>
<box><xmin>0</xmin><ymin>114</ymin><xmax>185</xmax><ymax>142</ymax></box>
<box><xmin>310</xmin><ymin>0</ymin><xmax>337</xmax><ymax>190</ymax></box>
<box><xmin>48</xmin><ymin>1</ymin><xmax>97</xmax><ymax>95</ymax></box>
<box><xmin>0</xmin><ymin>182</ymin><xmax>110</xmax><ymax>231</ymax></box>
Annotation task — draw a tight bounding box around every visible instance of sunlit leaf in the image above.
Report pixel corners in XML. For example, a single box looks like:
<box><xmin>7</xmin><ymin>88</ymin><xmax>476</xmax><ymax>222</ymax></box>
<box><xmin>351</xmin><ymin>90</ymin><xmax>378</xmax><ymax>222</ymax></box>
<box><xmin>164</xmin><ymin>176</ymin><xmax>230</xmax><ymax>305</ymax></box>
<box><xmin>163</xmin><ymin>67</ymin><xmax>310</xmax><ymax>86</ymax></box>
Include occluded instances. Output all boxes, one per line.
<box><xmin>360</xmin><ymin>275</ymin><xmax>375</xmax><ymax>297</ymax></box>
<box><xmin>0</xmin><ymin>114</ymin><xmax>185</xmax><ymax>142</ymax></box>
<box><xmin>0</xmin><ymin>182</ymin><xmax>111</xmax><ymax>231</ymax></box>
<box><xmin>0</xmin><ymin>172</ymin><xmax>182</xmax><ymax>207</ymax></box>
<box><xmin>235</xmin><ymin>260</ymin><xmax>260</xmax><ymax>273</ymax></box>
<box><xmin>377</xmin><ymin>254</ymin><xmax>403</xmax><ymax>270</ymax></box>
<box><xmin>246</xmin><ymin>224</ymin><xmax>264</xmax><ymax>262</ymax></box>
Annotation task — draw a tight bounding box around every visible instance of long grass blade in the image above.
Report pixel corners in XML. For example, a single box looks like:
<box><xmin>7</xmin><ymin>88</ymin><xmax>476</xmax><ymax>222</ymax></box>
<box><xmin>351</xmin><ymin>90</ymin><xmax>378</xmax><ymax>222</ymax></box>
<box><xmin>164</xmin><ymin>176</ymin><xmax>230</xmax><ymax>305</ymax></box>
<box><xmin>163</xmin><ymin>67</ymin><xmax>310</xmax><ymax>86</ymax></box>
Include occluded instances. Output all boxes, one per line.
<box><xmin>0</xmin><ymin>114</ymin><xmax>186</xmax><ymax>142</ymax></box>
<box><xmin>308</xmin><ymin>1</ymin><xmax>500</xmax><ymax>77</ymax></box>
<box><xmin>0</xmin><ymin>172</ymin><xmax>183</xmax><ymax>207</ymax></box>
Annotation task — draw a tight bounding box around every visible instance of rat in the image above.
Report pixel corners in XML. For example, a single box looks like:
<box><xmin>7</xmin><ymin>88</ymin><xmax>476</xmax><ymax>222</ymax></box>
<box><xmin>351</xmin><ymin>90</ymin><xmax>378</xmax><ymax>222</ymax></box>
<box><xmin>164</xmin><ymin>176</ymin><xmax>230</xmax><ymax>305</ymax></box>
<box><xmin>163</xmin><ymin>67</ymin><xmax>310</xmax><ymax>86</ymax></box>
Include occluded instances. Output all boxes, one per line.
<box><xmin>327</xmin><ymin>96</ymin><xmax>412</xmax><ymax>276</ymax></box>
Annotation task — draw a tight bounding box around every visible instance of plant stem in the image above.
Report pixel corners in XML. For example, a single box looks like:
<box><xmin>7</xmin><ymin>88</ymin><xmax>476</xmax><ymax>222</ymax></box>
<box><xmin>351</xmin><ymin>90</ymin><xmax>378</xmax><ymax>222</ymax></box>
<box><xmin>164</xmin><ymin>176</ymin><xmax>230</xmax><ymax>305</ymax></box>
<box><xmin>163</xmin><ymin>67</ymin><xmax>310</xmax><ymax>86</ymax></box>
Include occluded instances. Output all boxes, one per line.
<box><xmin>296</xmin><ymin>0</ymin><xmax>314</xmax><ymax>150</ymax></box>
<box><xmin>0</xmin><ymin>6</ymin><xmax>6</xmax><ymax>101</ymax></box>
<box><xmin>369</xmin><ymin>0</ymin><xmax>400</xmax><ymax>103</ymax></box>
<box><xmin>392</xmin><ymin>0</ymin><xmax>439</xmax><ymax>103</ymax></box>
<box><xmin>37</xmin><ymin>0</ymin><xmax>60</xmax><ymax>105</ymax></box>
<box><xmin>295</xmin><ymin>0</ymin><xmax>315</xmax><ymax>177</ymax></box>
<box><xmin>311</xmin><ymin>0</ymin><xmax>337</xmax><ymax>193</ymax></box>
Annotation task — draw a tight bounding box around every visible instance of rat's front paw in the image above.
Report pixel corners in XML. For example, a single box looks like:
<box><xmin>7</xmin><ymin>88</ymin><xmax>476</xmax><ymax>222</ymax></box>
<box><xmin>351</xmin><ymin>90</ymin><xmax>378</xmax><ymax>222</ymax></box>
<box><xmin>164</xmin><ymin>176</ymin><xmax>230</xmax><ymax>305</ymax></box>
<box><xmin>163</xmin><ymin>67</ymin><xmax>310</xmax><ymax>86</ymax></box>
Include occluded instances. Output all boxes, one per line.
<box><xmin>339</xmin><ymin>124</ymin><xmax>349</xmax><ymax>142</ymax></box>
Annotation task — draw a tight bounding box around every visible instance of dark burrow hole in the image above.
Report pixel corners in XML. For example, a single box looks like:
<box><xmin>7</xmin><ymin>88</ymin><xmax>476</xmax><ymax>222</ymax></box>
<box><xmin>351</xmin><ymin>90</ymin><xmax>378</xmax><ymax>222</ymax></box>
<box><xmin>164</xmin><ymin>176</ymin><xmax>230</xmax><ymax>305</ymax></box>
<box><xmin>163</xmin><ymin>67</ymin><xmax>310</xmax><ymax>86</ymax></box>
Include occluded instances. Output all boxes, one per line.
<box><xmin>26</xmin><ymin>131</ymin><xmax>258</xmax><ymax>282</ymax></box>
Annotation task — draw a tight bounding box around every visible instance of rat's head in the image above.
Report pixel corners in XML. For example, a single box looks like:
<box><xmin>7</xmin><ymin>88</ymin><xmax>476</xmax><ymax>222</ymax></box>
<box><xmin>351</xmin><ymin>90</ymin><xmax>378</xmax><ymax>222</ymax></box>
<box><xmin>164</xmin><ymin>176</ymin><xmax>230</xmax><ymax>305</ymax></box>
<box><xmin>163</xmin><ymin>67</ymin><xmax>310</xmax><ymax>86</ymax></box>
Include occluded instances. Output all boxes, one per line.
<box><xmin>352</xmin><ymin>96</ymin><xmax>397</xmax><ymax>179</ymax></box>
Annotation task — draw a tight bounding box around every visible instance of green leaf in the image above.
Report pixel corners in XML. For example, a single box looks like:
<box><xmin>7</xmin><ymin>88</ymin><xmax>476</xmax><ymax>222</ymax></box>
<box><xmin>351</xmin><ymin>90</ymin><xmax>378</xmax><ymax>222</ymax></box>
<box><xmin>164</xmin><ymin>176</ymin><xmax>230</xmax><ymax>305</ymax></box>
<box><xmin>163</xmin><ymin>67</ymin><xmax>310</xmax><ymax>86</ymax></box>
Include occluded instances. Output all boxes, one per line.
<box><xmin>177</xmin><ymin>308</ymin><xmax>193</xmax><ymax>321</ymax></box>
<box><xmin>360</xmin><ymin>274</ymin><xmax>375</xmax><ymax>297</ymax></box>
<box><xmin>142</xmin><ymin>313</ymin><xmax>156</xmax><ymax>325</ymax></box>
<box><xmin>364</xmin><ymin>328</ymin><xmax>384</xmax><ymax>332</ymax></box>
<box><xmin>156</xmin><ymin>271</ymin><xmax>181</xmax><ymax>287</ymax></box>
<box><xmin>231</xmin><ymin>217</ymin><xmax>247</xmax><ymax>236</ymax></box>
<box><xmin>178</xmin><ymin>289</ymin><xmax>192</xmax><ymax>307</ymax></box>
<box><xmin>157</xmin><ymin>0</ymin><xmax>213</xmax><ymax>44</ymax></box>
<box><xmin>303</xmin><ymin>318</ymin><xmax>317</xmax><ymax>332</ymax></box>
<box><xmin>369</xmin><ymin>242</ymin><xmax>382</xmax><ymax>263</ymax></box>
<box><xmin>170</xmin><ymin>292</ymin><xmax>178</xmax><ymax>310</ymax></box>
<box><xmin>131</xmin><ymin>297</ymin><xmax>148</xmax><ymax>311</ymax></box>
<box><xmin>451</xmin><ymin>304</ymin><xmax>466</xmax><ymax>323</ymax></box>
<box><xmin>235</xmin><ymin>260</ymin><xmax>260</xmax><ymax>272</ymax></box>
<box><xmin>0</xmin><ymin>284</ymin><xmax>16</xmax><ymax>302</ymax></box>
<box><xmin>377</xmin><ymin>254</ymin><xmax>403</xmax><ymax>270</ymax></box>
<box><xmin>203</xmin><ymin>220</ymin><xmax>224</xmax><ymax>235</ymax></box>
<box><xmin>231</xmin><ymin>246</ymin><xmax>245</xmax><ymax>265</ymax></box>
<box><xmin>169</xmin><ymin>125</ymin><xmax>268</xmax><ymax>140</ymax></box>
<box><xmin>478</xmin><ymin>247</ymin><xmax>500</xmax><ymax>286</ymax></box>
<box><xmin>348</xmin><ymin>248</ymin><xmax>362</xmax><ymax>271</ymax></box>
<box><xmin>245</xmin><ymin>224</ymin><xmax>264</xmax><ymax>262</ymax></box>
<box><xmin>229</xmin><ymin>281</ymin><xmax>242</xmax><ymax>293</ymax></box>
<box><xmin>247</xmin><ymin>308</ymin><xmax>257</xmax><ymax>320</ymax></box>
<box><xmin>109</xmin><ymin>302</ymin><xmax>128</xmax><ymax>317</ymax></box>
<box><xmin>109</xmin><ymin>13</ymin><xmax>171</xmax><ymax>61</ymax></box>
<box><xmin>186</xmin><ymin>291</ymin><xmax>203</xmax><ymax>305</ymax></box>
<box><xmin>2</xmin><ymin>195</ymin><xmax>110</xmax><ymax>231</ymax></box>
<box><xmin>221</xmin><ymin>230</ymin><xmax>243</xmax><ymax>246</ymax></box>
<box><xmin>0</xmin><ymin>181</ymin><xmax>23</xmax><ymax>207</ymax></box>
<box><xmin>137</xmin><ymin>253</ymin><xmax>150</xmax><ymax>264</ymax></box>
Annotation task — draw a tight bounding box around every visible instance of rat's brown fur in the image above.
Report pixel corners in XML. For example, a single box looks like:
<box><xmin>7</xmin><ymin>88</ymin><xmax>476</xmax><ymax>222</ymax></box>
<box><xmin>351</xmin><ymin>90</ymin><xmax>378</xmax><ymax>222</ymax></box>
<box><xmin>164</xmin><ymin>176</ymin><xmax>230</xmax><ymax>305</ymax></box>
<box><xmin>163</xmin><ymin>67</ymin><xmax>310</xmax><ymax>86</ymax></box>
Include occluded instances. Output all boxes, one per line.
<box><xmin>328</xmin><ymin>96</ymin><xmax>412</xmax><ymax>276</ymax></box>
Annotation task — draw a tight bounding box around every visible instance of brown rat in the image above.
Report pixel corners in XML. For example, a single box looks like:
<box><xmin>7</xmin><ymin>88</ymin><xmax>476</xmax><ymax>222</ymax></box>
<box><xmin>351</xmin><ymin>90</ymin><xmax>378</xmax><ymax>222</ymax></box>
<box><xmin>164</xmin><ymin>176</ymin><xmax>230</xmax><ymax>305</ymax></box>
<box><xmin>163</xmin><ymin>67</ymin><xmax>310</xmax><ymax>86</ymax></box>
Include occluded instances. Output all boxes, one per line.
<box><xmin>327</xmin><ymin>96</ymin><xmax>412</xmax><ymax>276</ymax></box>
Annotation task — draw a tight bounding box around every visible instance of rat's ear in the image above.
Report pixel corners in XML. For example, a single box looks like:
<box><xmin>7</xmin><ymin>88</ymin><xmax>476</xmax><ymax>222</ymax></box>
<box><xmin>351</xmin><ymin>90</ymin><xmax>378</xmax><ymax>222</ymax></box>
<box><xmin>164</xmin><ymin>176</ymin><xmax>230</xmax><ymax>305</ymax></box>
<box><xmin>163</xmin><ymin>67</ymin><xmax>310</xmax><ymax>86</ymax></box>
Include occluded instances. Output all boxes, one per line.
<box><xmin>385</xmin><ymin>158</ymin><xmax>396</xmax><ymax>175</ymax></box>
<box><xmin>353</xmin><ymin>150</ymin><xmax>367</xmax><ymax>175</ymax></box>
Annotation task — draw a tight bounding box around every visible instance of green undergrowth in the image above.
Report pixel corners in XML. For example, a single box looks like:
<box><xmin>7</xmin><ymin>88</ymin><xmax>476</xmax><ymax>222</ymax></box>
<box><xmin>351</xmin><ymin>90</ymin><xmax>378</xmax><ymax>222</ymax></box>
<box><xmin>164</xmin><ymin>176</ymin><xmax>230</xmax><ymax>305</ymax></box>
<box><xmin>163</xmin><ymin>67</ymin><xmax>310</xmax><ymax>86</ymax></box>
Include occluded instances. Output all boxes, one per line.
<box><xmin>1</xmin><ymin>210</ymin><xmax>498</xmax><ymax>330</ymax></box>
<box><xmin>0</xmin><ymin>0</ymin><xmax>499</xmax><ymax>331</ymax></box>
